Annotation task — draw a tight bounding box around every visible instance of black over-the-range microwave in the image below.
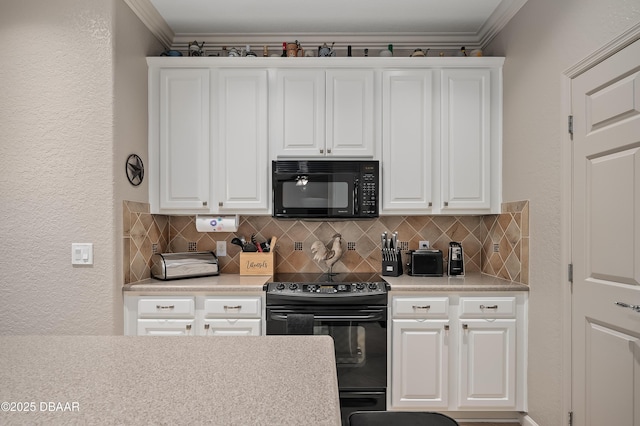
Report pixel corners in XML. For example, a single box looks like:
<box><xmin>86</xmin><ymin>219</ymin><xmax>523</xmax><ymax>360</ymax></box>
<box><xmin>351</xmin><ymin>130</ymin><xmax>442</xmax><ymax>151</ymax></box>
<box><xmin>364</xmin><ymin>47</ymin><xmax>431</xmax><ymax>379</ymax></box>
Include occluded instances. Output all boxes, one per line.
<box><xmin>272</xmin><ymin>160</ymin><xmax>379</xmax><ymax>219</ymax></box>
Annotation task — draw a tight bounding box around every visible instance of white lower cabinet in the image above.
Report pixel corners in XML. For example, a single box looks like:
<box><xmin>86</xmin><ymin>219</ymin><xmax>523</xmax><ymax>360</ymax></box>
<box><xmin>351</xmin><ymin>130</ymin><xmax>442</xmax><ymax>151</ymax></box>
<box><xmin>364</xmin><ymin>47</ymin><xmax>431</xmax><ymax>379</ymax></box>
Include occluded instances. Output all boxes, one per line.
<box><xmin>458</xmin><ymin>319</ymin><xmax>516</xmax><ymax>408</ymax></box>
<box><xmin>199</xmin><ymin>296</ymin><xmax>262</xmax><ymax>336</ymax></box>
<box><xmin>124</xmin><ymin>295</ymin><xmax>263</xmax><ymax>336</ymax></box>
<box><xmin>390</xmin><ymin>293</ymin><xmax>527</xmax><ymax>413</ymax></box>
<box><xmin>391</xmin><ymin>319</ymin><xmax>449</xmax><ymax>407</ymax></box>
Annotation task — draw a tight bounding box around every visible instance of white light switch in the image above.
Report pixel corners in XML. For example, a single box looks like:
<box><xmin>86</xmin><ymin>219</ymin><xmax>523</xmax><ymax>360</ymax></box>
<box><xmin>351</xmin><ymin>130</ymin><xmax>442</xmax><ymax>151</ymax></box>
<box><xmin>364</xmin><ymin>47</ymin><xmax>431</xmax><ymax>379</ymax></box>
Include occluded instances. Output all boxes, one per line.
<box><xmin>71</xmin><ymin>243</ymin><xmax>93</xmax><ymax>265</ymax></box>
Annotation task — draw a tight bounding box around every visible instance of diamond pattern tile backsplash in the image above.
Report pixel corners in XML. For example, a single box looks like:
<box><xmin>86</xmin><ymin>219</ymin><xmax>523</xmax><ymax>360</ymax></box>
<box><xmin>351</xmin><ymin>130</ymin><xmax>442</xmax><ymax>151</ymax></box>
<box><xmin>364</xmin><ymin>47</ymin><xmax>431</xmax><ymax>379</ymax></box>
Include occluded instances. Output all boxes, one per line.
<box><xmin>123</xmin><ymin>200</ymin><xmax>529</xmax><ymax>285</ymax></box>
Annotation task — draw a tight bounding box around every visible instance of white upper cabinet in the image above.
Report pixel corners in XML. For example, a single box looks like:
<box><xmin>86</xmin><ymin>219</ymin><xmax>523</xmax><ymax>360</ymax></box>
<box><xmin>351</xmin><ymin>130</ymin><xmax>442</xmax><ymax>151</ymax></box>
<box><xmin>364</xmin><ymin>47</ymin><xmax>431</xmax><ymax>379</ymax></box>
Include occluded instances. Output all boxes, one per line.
<box><xmin>440</xmin><ymin>68</ymin><xmax>500</xmax><ymax>213</ymax></box>
<box><xmin>271</xmin><ymin>69</ymin><xmax>325</xmax><ymax>157</ymax></box>
<box><xmin>271</xmin><ymin>68</ymin><xmax>375</xmax><ymax>158</ymax></box>
<box><xmin>213</xmin><ymin>69</ymin><xmax>269</xmax><ymax>213</ymax></box>
<box><xmin>326</xmin><ymin>69</ymin><xmax>375</xmax><ymax>157</ymax></box>
<box><xmin>147</xmin><ymin>57</ymin><xmax>502</xmax><ymax>216</ymax></box>
<box><xmin>150</xmin><ymin>68</ymin><xmax>211</xmax><ymax>214</ymax></box>
<box><xmin>381</xmin><ymin>70</ymin><xmax>436</xmax><ymax>213</ymax></box>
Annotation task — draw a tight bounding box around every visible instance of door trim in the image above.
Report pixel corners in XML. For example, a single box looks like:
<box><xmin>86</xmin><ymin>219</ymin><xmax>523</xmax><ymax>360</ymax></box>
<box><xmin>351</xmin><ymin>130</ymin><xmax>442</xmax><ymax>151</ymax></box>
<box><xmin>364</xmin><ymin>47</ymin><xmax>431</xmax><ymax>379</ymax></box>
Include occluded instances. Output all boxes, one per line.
<box><xmin>561</xmin><ymin>21</ymin><xmax>640</xmax><ymax>424</ymax></box>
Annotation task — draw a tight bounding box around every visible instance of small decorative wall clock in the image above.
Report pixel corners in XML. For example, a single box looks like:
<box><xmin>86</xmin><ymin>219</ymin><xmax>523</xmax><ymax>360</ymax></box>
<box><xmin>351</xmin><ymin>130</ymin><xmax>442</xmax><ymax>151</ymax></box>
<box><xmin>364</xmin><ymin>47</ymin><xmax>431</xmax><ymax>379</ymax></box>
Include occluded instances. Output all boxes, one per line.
<box><xmin>126</xmin><ymin>154</ymin><xmax>144</xmax><ymax>186</ymax></box>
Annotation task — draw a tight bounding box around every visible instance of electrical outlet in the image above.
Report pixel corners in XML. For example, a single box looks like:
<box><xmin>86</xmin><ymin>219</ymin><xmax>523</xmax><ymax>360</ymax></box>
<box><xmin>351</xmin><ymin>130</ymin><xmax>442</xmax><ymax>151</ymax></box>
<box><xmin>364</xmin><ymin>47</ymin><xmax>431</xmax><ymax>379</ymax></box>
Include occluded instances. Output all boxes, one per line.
<box><xmin>216</xmin><ymin>240</ymin><xmax>227</xmax><ymax>257</ymax></box>
<box><xmin>419</xmin><ymin>240</ymin><xmax>430</xmax><ymax>249</ymax></box>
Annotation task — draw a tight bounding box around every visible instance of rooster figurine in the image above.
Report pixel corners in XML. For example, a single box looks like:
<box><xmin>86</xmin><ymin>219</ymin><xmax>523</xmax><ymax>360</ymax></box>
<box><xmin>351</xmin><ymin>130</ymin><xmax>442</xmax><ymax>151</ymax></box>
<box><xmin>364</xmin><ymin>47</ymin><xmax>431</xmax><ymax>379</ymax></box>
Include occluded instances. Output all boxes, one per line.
<box><xmin>310</xmin><ymin>233</ymin><xmax>343</xmax><ymax>276</ymax></box>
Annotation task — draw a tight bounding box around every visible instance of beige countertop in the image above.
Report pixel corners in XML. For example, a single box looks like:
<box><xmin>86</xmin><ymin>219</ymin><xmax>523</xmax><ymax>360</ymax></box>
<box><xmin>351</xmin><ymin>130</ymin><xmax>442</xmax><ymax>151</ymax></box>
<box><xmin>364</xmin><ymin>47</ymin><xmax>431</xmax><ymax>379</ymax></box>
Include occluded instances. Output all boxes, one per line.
<box><xmin>0</xmin><ymin>335</ymin><xmax>341</xmax><ymax>426</ymax></box>
<box><xmin>384</xmin><ymin>272</ymin><xmax>529</xmax><ymax>292</ymax></box>
<box><xmin>123</xmin><ymin>272</ymin><xmax>527</xmax><ymax>293</ymax></box>
<box><xmin>123</xmin><ymin>274</ymin><xmax>271</xmax><ymax>293</ymax></box>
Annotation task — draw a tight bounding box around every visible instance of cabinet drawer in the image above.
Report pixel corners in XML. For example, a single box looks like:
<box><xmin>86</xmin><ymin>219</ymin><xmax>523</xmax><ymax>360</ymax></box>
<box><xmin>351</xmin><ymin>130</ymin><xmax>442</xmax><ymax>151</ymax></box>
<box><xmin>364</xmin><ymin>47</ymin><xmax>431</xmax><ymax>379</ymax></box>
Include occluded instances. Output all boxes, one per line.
<box><xmin>459</xmin><ymin>297</ymin><xmax>516</xmax><ymax>318</ymax></box>
<box><xmin>393</xmin><ymin>297</ymin><xmax>449</xmax><ymax>318</ymax></box>
<box><xmin>203</xmin><ymin>297</ymin><xmax>261</xmax><ymax>318</ymax></box>
<box><xmin>137</xmin><ymin>297</ymin><xmax>195</xmax><ymax>318</ymax></box>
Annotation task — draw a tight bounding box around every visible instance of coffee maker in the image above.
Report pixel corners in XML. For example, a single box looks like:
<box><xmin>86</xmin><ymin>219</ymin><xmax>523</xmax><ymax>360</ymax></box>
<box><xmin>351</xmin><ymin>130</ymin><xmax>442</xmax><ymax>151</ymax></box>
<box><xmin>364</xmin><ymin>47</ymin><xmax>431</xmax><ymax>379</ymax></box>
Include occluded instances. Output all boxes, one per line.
<box><xmin>448</xmin><ymin>242</ymin><xmax>465</xmax><ymax>276</ymax></box>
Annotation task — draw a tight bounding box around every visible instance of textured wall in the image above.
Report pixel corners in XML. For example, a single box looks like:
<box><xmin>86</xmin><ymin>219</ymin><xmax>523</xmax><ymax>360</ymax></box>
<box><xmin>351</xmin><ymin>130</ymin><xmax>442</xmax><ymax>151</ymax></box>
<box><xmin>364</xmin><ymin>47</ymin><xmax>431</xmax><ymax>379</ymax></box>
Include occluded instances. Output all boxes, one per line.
<box><xmin>486</xmin><ymin>1</ymin><xmax>640</xmax><ymax>424</ymax></box>
<box><xmin>113</xmin><ymin>0</ymin><xmax>164</xmax><ymax>333</ymax></box>
<box><xmin>0</xmin><ymin>0</ymin><xmax>161</xmax><ymax>335</ymax></box>
<box><xmin>0</xmin><ymin>0</ymin><xmax>115</xmax><ymax>334</ymax></box>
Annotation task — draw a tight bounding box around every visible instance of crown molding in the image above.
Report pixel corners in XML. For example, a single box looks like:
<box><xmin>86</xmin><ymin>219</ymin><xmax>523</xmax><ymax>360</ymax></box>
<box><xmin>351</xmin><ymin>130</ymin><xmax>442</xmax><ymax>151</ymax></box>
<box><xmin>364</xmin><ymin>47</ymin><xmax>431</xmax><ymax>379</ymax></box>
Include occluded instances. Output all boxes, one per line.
<box><xmin>477</xmin><ymin>0</ymin><xmax>529</xmax><ymax>47</ymax></box>
<box><xmin>124</xmin><ymin>0</ymin><xmax>174</xmax><ymax>48</ymax></box>
<box><xmin>126</xmin><ymin>0</ymin><xmax>528</xmax><ymax>53</ymax></box>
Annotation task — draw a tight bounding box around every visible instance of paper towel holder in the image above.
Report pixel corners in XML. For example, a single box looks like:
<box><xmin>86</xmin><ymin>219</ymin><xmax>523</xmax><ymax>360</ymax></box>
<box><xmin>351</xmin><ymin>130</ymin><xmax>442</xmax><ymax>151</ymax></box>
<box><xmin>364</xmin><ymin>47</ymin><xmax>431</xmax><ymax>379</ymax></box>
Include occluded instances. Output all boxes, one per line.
<box><xmin>195</xmin><ymin>215</ymin><xmax>239</xmax><ymax>232</ymax></box>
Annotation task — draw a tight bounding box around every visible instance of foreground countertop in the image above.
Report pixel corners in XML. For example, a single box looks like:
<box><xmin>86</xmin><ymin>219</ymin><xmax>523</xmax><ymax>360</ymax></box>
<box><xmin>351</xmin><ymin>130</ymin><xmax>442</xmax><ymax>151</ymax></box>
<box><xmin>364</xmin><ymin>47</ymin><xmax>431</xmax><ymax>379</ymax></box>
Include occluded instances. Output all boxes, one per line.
<box><xmin>0</xmin><ymin>335</ymin><xmax>341</xmax><ymax>426</ymax></box>
<box><xmin>123</xmin><ymin>272</ymin><xmax>528</xmax><ymax>293</ymax></box>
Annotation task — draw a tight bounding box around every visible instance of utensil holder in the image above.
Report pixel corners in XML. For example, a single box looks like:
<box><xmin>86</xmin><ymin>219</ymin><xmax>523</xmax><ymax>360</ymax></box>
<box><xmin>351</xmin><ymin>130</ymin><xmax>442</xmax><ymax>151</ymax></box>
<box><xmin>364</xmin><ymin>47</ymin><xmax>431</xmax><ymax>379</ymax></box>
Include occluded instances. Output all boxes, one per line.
<box><xmin>382</xmin><ymin>250</ymin><xmax>403</xmax><ymax>277</ymax></box>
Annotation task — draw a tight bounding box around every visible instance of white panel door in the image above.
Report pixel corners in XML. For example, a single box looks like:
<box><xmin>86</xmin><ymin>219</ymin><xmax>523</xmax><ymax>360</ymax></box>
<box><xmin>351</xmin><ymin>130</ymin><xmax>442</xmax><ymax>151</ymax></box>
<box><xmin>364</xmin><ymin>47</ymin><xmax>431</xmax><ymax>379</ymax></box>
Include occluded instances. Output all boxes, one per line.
<box><xmin>571</xmin><ymin>38</ymin><xmax>640</xmax><ymax>426</ymax></box>
<box><xmin>326</xmin><ymin>69</ymin><xmax>375</xmax><ymax>157</ymax></box>
<box><xmin>391</xmin><ymin>319</ymin><xmax>449</xmax><ymax>408</ymax></box>
<box><xmin>441</xmin><ymin>69</ymin><xmax>491</xmax><ymax>211</ymax></box>
<box><xmin>381</xmin><ymin>70</ymin><xmax>435</xmax><ymax>213</ymax></box>
<box><xmin>458</xmin><ymin>319</ymin><xmax>516</xmax><ymax>408</ymax></box>
<box><xmin>157</xmin><ymin>68</ymin><xmax>211</xmax><ymax>212</ymax></box>
<box><xmin>272</xmin><ymin>69</ymin><xmax>325</xmax><ymax>157</ymax></box>
<box><xmin>214</xmin><ymin>69</ymin><xmax>269</xmax><ymax>212</ymax></box>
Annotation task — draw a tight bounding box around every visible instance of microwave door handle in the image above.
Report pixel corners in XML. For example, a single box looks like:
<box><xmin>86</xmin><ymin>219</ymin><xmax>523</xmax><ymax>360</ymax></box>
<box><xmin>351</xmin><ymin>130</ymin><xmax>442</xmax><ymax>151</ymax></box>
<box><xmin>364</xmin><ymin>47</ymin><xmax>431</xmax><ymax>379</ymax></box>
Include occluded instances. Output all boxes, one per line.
<box><xmin>354</xmin><ymin>179</ymin><xmax>359</xmax><ymax>215</ymax></box>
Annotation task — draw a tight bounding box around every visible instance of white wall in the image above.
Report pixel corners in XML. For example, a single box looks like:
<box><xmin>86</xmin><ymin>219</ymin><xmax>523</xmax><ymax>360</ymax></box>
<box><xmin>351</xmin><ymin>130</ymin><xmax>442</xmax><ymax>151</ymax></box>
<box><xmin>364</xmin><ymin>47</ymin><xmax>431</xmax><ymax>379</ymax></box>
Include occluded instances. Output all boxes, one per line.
<box><xmin>486</xmin><ymin>1</ymin><xmax>640</xmax><ymax>424</ymax></box>
<box><xmin>0</xmin><ymin>0</ymin><xmax>161</xmax><ymax>335</ymax></box>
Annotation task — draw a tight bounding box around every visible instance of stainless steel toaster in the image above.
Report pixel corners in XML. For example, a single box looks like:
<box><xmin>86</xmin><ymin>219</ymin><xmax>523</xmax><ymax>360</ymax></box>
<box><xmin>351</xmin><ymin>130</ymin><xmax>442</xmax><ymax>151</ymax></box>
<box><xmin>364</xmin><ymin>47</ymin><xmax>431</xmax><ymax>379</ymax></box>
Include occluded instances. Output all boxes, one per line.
<box><xmin>151</xmin><ymin>251</ymin><xmax>219</xmax><ymax>280</ymax></box>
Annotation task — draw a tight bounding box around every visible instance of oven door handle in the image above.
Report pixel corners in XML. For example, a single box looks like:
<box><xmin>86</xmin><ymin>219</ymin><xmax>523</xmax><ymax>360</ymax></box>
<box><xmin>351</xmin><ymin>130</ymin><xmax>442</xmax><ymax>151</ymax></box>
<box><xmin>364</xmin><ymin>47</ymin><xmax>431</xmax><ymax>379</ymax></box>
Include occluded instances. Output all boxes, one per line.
<box><xmin>269</xmin><ymin>313</ymin><xmax>385</xmax><ymax>322</ymax></box>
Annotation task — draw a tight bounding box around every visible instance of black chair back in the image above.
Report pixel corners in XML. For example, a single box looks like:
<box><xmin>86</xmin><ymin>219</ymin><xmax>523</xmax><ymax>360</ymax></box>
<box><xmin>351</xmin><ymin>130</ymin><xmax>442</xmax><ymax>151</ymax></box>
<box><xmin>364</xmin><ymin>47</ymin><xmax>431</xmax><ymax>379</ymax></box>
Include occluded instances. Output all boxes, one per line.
<box><xmin>348</xmin><ymin>411</ymin><xmax>459</xmax><ymax>426</ymax></box>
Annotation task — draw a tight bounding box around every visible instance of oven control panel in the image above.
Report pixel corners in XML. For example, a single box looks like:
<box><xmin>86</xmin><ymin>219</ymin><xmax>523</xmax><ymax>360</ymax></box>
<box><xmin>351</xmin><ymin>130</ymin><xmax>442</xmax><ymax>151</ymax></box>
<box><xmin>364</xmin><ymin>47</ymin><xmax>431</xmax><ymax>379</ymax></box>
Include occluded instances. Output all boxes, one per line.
<box><xmin>266</xmin><ymin>282</ymin><xmax>387</xmax><ymax>295</ymax></box>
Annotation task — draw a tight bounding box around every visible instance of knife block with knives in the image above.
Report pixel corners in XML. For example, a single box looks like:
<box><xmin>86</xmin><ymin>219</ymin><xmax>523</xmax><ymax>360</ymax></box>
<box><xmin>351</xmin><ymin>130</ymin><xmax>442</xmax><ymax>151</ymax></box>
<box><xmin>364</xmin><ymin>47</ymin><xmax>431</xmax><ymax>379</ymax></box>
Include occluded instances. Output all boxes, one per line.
<box><xmin>381</xmin><ymin>231</ymin><xmax>403</xmax><ymax>277</ymax></box>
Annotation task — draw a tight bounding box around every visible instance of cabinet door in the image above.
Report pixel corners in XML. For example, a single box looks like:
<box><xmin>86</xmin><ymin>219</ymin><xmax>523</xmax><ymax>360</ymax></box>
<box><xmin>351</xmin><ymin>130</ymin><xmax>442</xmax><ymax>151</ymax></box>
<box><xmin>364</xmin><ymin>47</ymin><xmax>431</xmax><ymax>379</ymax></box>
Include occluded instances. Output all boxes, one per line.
<box><xmin>214</xmin><ymin>69</ymin><xmax>269</xmax><ymax>212</ymax></box>
<box><xmin>137</xmin><ymin>319</ymin><xmax>195</xmax><ymax>336</ymax></box>
<box><xmin>381</xmin><ymin>70</ymin><xmax>435</xmax><ymax>213</ymax></box>
<box><xmin>391</xmin><ymin>319</ymin><xmax>449</xmax><ymax>408</ymax></box>
<box><xmin>202</xmin><ymin>319</ymin><xmax>261</xmax><ymax>336</ymax></box>
<box><xmin>153</xmin><ymin>68</ymin><xmax>211</xmax><ymax>213</ymax></box>
<box><xmin>326</xmin><ymin>69</ymin><xmax>374</xmax><ymax>157</ymax></box>
<box><xmin>441</xmin><ymin>69</ymin><xmax>492</xmax><ymax>212</ymax></box>
<box><xmin>271</xmin><ymin>69</ymin><xmax>325</xmax><ymax>157</ymax></box>
<box><xmin>458</xmin><ymin>319</ymin><xmax>516</xmax><ymax>408</ymax></box>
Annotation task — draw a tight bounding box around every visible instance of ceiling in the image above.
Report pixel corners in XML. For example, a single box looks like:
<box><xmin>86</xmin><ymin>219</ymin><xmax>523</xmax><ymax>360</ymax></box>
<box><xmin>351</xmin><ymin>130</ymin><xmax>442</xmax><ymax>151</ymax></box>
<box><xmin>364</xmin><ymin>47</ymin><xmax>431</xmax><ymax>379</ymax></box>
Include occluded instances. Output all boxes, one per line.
<box><xmin>125</xmin><ymin>0</ymin><xmax>528</xmax><ymax>51</ymax></box>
